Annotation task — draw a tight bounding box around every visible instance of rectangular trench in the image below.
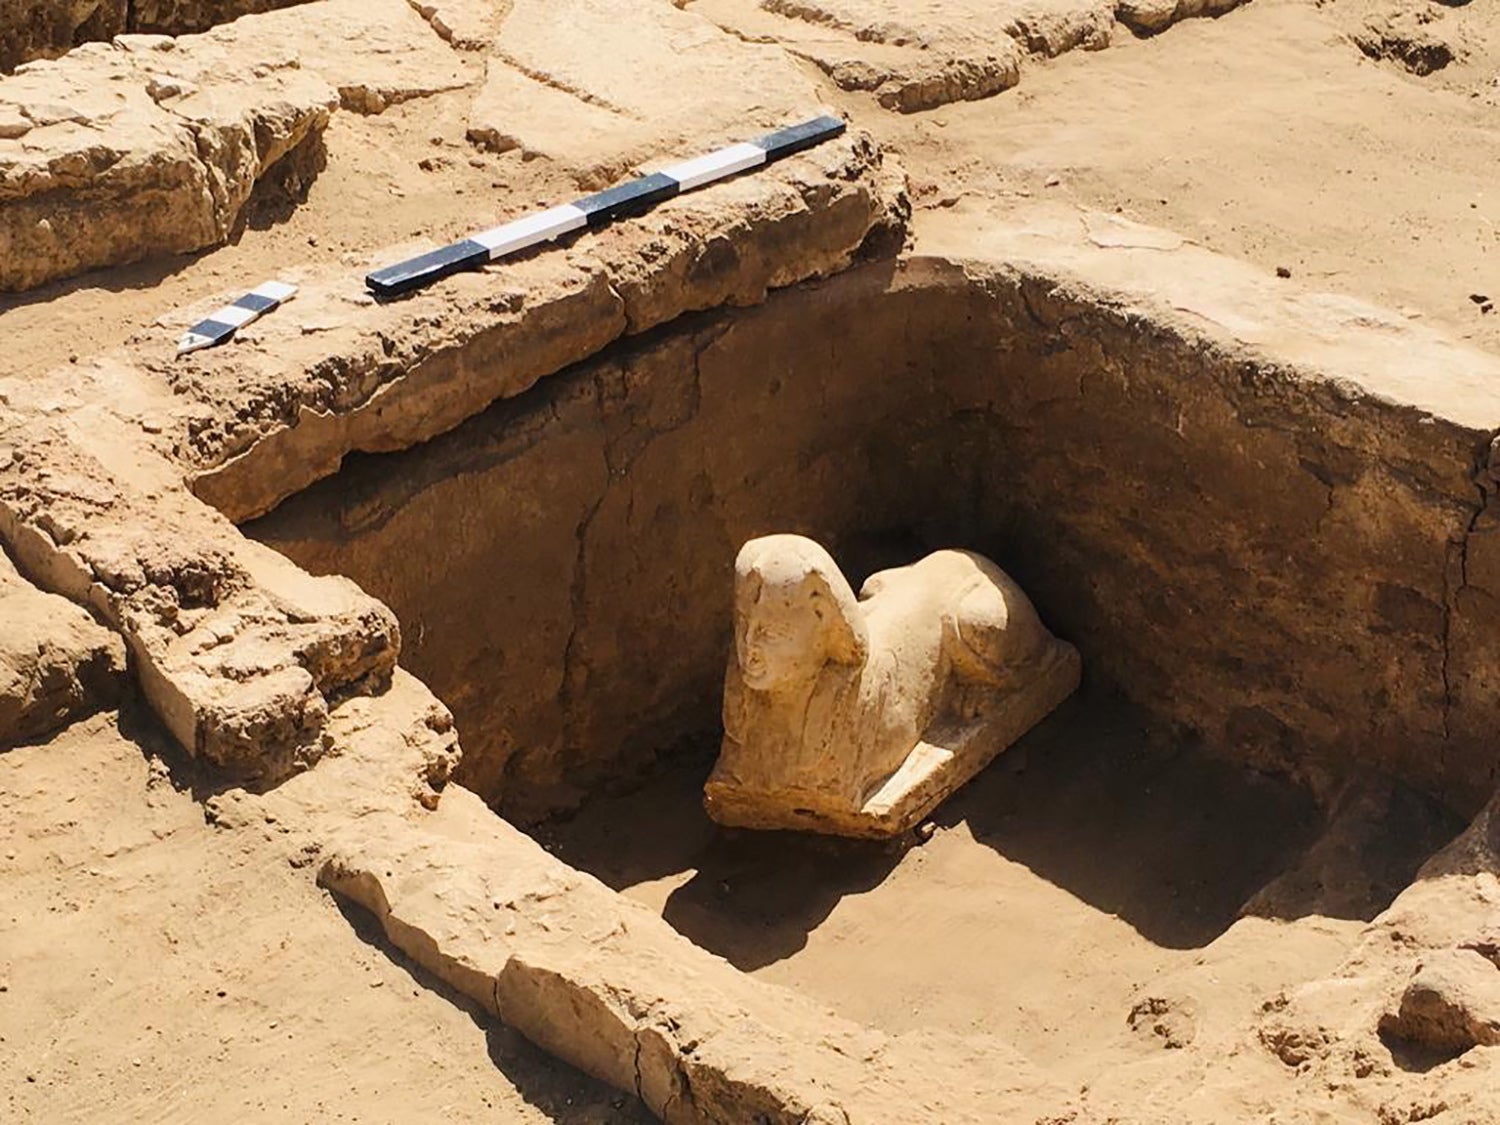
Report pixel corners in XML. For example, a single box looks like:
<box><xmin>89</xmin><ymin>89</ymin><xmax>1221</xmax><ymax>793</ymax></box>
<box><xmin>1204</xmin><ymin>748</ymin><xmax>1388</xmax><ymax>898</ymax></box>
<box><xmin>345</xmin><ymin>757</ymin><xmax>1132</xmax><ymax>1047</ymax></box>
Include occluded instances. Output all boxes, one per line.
<box><xmin>223</xmin><ymin>237</ymin><xmax>1500</xmax><ymax>1119</ymax></box>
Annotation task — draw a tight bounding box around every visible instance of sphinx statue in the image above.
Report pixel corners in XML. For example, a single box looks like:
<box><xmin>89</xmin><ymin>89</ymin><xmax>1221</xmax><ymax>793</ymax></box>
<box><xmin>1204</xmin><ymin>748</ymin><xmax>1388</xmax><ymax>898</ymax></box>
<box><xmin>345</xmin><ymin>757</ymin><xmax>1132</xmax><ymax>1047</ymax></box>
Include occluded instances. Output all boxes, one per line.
<box><xmin>704</xmin><ymin>534</ymin><xmax>1081</xmax><ymax>837</ymax></box>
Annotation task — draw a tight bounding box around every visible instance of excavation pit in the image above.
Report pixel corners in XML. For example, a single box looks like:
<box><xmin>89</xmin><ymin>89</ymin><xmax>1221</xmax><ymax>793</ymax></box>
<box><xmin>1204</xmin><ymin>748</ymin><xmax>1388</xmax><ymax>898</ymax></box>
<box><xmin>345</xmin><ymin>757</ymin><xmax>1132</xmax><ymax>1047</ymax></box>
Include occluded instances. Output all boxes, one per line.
<box><xmin>531</xmin><ymin>698</ymin><xmax>1458</xmax><ymax>1076</ymax></box>
<box><xmin>250</xmin><ymin>249</ymin><xmax>1500</xmax><ymax>824</ymax></box>
<box><xmin>10</xmin><ymin>0</ymin><xmax>1500</xmax><ymax>1116</ymax></box>
<box><xmin>242</xmin><ymin>243</ymin><xmax>1499</xmax><ymax>1109</ymax></box>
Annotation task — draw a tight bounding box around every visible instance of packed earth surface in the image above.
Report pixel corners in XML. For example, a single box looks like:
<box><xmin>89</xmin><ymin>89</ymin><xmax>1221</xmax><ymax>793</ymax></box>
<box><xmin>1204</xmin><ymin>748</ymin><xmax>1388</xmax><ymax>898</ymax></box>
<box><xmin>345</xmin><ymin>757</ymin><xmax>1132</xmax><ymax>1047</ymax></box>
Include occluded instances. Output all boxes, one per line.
<box><xmin>4</xmin><ymin>0</ymin><xmax>1500</xmax><ymax>1122</ymax></box>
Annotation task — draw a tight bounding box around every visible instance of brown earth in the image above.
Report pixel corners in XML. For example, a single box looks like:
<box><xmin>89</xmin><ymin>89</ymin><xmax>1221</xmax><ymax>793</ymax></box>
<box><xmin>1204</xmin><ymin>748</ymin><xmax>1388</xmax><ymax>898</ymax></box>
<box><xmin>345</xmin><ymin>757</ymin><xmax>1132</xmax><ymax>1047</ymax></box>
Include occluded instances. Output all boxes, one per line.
<box><xmin>5</xmin><ymin>0</ymin><xmax>1500</xmax><ymax>1121</ymax></box>
<box><xmin>0</xmin><ymin>708</ymin><xmax>652</xmax><ymax>1123</ymax></box>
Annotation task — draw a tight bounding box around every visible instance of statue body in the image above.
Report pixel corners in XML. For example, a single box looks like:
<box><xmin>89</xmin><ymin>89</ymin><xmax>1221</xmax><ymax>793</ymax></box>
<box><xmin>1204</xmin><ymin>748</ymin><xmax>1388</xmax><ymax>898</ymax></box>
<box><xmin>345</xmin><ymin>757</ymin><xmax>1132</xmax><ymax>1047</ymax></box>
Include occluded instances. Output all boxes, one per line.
<box><xmin>705</xmin><ymin>534</ymin><xmax>1081</xmax><ymax>837</ymax></box>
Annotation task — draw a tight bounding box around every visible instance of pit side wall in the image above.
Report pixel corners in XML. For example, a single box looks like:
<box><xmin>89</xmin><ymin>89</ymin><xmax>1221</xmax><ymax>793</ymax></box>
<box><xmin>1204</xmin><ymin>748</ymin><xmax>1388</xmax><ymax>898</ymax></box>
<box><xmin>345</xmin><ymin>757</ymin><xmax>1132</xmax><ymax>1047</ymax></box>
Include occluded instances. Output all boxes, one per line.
<box><xmin>251</xmin><ymin>258</ymin><xmax>1500</xmax><ymax>819</ymax></box>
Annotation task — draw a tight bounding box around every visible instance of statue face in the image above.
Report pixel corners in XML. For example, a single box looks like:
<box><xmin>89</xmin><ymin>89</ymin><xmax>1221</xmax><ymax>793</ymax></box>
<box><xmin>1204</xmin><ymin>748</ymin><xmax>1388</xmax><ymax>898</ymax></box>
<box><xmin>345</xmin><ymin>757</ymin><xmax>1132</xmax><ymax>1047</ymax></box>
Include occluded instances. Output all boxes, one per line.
<box><xmin>737</xmin><ymin>581</ymin><xmax>829</xmax><ymax>692</ymax></box>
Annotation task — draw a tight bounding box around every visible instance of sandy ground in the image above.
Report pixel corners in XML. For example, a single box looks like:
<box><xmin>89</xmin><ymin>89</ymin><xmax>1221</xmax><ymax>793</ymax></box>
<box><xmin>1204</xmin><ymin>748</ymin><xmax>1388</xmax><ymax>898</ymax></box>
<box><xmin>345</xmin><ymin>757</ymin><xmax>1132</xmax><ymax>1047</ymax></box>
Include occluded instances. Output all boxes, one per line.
<box><xmin>4</xmin><ymin>0</ymin><xmax>1500</xmax><ymax>1118</ymax></box>
<box><xmin>4</xmin><ymin>0</ymin><xmax>1500</xmax><ymax>377</ymax></box>
<box><xmin>876</xmin><ymin>0</ymin><xmax>1500</xmax><ymax>351</ymax></box>
<box><xmin>0</xmin><ymin>708</ymin><xmax>651</xmax><ymax>1123</ymax></box>
<box><xmin>538</xmin><ymin>694</ymin><xmax>1463</xmax><ymax>1111</ymax></box>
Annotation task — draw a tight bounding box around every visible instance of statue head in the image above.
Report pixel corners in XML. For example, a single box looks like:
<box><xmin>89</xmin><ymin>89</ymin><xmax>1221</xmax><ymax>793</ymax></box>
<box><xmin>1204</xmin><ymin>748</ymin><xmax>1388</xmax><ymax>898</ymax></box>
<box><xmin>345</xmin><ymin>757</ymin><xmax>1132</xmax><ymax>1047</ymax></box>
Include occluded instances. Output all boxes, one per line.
<box><xmin>733</xmin><ymin>535</ymin><xmax>868</xmax><ymax>693</ymax></box>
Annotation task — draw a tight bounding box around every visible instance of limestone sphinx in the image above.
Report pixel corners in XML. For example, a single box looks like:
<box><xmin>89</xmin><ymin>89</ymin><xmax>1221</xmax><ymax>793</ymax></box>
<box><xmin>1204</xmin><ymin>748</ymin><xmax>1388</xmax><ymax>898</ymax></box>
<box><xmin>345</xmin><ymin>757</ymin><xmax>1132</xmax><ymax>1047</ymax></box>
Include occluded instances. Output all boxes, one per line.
<box><xmin>704</xmin><ymin>534</ymin><xmax>1081</xmax><ymax>837</ymax></box>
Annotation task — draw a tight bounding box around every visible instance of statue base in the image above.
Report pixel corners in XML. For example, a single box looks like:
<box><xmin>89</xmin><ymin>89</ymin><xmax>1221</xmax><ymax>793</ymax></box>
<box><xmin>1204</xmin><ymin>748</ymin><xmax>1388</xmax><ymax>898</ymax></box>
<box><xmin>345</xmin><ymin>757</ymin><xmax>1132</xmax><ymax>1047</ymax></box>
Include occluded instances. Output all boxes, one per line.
<box><xmin>703</xmin><ymin>639</ymin><xmax>1082</xmax><ymax>838</ymax></box>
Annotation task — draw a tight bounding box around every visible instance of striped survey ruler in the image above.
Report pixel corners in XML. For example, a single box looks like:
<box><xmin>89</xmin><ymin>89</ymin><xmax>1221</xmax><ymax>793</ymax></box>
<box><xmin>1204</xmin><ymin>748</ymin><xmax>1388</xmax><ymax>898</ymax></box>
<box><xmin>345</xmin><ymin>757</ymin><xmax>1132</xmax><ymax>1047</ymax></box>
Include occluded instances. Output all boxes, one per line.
<box><xmin>365</xmin><ymin>115</ymin><xmax>847</xmax><ymax>298</ymax></box>
<box><xmin>177</xmin><ymin>280</ymin><xmax>298</xmax><ymax>355</ymax></box>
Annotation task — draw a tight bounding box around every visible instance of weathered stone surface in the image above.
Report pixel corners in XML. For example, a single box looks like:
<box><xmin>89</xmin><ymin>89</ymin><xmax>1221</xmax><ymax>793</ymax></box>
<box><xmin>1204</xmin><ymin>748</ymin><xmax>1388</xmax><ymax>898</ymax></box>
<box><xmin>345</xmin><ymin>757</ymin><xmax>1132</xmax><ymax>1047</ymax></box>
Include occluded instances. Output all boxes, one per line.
<box><xmin>0</xmin><ymin>545</ymin><xmax>125</xmax><ymax>745</ymax></box>
<box><xmin>705</xmin><ymin>534</ymin><xmax>1079</xmax><ymax>836</ymax></box>
<box><xmin>0</xmin><ymin>0</ymin><xmax>468</xmax><ymax>291</ymax></box>
<box><xmin>694</xmin><ymin>0</ymin><xmax>1023</xmax><ymax>112</ymax></box>
<box><xmin>259</xmin><ymin>666</ymin><xmax>461</xmax><ymax>821</ymax></box>
<box><xmin>691</xmin><ymin>0</ymin><xmax>1253</xmax><ymax>110</ymax></box>
<box><xmin>0</xmin><ymin>420</ymin><xmax>399</xmax><ymax>782</ymax></box>
<box><xmin>403</xmin><ymin>0</ymin><xmax>502</xmax><ymax>50</ymax></box>
<box><xmin>1380</xmin><ymin>948</ymin><xmax>1500</xmax><ymax>1055</ymax></box>
<box><xmin>0</xmin><ymin>36</ymin><xmax>335</xmax><ymax>291</ymax></box>
<box><xmin>255</xmin><ymin>0</ymin><xmax>469</xmax><ymax>115</ymax></box>
<box><xmin>1115</xmin><ymin>0</ymin><xmax>1242</xmax><ymax>36</ymax></box>
<box><xmin>256</xmin><ymin>212</ymin><xmax>1500</xmax><ymax>821</ymax></box>
<box><xmin>318</xmin><ymin>784</ymin><xmax>1085</xmax><ymax>1124</ymax></box>
<box><xmin>763</xmin><ymin>0</ymin><xmax>1116</xmax><ymax>57</ymax></box>
<box><xmin>119</xmin><ymin>0</ymin><xmax>468</xmax><ymax>117</ymax></box>
<box><xmin>467</xmin><ymin>0</ymin><xmax>821</xmax><ymax>186</ymax></box>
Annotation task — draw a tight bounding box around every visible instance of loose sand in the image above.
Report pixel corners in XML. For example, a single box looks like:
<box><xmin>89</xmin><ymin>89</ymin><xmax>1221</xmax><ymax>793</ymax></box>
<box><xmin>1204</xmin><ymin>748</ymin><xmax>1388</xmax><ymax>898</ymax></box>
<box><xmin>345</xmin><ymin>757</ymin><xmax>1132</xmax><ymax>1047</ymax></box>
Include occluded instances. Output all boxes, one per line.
<box><xmin>0</xmin><ymin>709</ymin><xmax>651</xmax><ymax>1123</ymax></box>
<box><xmin>539</xmin><ymin>696</ymin><xmax>1463</xmax><ymax>1117</ymax></box>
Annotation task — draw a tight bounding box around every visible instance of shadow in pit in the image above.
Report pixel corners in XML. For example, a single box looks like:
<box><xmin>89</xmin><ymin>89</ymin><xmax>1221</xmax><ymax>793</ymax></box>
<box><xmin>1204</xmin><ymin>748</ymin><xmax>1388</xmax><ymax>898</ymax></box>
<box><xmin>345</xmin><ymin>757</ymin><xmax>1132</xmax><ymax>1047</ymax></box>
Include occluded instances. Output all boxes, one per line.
<box><xmin>240</xmin><ymin>132</ymin><xmax>329</xmax><ymax>233</ymax></box>
<box><xmin>932</xmin><ymin>695</ymin><xmax>1327</xmax><ymax>949</ymax></box>
<box><xmin>332</xmin><ymin>896</ymin><xmax>654</xmax><ymax>1125</ymax></box>
<box><xmin>535</xmin><ymin>746</ymin><xmax>908</xmax><ymax>973</ymax></box>
<box><xmin>541</xmin><ymin>691</ymin><xmax>1465</xmax><ymax>968</ymax></box>
<box><xmin>938</xmin><ymin>693</ymin><xmax>1464</xmax><ymax>948</ymax></box>
<box><xmin>1377</xmin><ymin>1025</ymin><xmax>1468</xmax><ymax>1076</ymax></box>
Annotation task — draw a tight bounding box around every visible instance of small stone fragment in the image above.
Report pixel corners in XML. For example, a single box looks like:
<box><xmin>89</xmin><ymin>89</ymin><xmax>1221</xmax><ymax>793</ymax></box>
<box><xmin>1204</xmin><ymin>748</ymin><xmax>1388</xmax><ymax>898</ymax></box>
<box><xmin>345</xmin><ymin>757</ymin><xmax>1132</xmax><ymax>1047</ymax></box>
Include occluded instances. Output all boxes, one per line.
<box><xmin>0</xmin><ymin>106</ymin><xmax>30</xmax><ymax>138</ymax></box>
<box><xmin>1379</xmin><ymin>948</ymin><xmax>1500</xmax><ymax>1055</ymax></box>
<box><xmin>1129</xmin><ymin>996</ymin><xmax>1198</xmax><ymax>1049</ymax></box>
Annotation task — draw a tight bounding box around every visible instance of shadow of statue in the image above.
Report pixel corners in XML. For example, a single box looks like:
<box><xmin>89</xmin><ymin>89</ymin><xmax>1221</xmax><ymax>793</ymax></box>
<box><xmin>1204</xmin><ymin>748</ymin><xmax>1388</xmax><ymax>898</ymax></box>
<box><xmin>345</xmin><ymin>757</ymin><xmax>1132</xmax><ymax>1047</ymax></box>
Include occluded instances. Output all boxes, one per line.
<box><xmin>937</xmin><ymin>691</ymin><xmax>1462</xmax><ymax>949</ymax></box>
<box><xmin>658</xmin><ymin>829</ymin><xmax>904</xmax><ymax>971</ymax></box>
<box><xmin>540</xmin><ymin>687</ymin><xmax>1464</xmax><ymax>969</ymax></box>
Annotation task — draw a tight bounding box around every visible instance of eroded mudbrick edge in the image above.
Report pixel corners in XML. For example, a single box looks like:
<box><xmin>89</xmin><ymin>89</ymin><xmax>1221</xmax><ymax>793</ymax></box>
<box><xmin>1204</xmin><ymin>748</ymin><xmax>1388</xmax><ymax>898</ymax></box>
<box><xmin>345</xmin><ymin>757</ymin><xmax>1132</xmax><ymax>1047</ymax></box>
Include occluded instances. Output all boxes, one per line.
<box><xmin>0</xmin><ymin>544</ymin><xmax>127</xmax><ymax>745</ymax></box>
<box><xmin>0</xmin><ymin>423</ymin><xmax>404</xmax><ymax>785</ymax></box>
<box><xmin>180</xmin><ymin>128</ymin><xmax>909</xmax><ymax>522</ymax></box>
<box><xmin>313</xmin><ymin>785</ymin><xmax>1079</xmax><ymax>1125</ymax></box>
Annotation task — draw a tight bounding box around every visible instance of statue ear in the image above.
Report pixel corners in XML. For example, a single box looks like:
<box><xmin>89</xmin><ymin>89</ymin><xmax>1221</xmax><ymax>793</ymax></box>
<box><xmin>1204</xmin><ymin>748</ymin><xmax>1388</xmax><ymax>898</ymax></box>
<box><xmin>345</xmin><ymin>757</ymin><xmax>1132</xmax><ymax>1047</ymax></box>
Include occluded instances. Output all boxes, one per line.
<box><xmin>810</xmin><ymin>571</ymin><xmax>869</xmax><ymax>666</ymax></box>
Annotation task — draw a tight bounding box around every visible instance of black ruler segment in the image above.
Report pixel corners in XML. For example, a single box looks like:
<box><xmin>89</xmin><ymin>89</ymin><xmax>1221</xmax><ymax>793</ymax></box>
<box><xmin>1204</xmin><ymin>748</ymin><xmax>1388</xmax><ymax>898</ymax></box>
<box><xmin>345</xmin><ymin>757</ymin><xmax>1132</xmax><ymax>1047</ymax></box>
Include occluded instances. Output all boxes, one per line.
<box><xmin>575</xmin><ymin>172</ymin><xmax>681</xmax><ymax>228</ymax></box>
<box><xmin>367</xmin><ymin>240</ymin><xmax>490</xmax><ymax>298</ymax></box>
<box><xmin>754</xmin><ymin>115</ymin><xmax>846</xmax><ymax>161</ymax></box>
<box><xmin>235</xmin><ymin>291</ymin><xmax>280</xmax><ymax>314</ymax></box>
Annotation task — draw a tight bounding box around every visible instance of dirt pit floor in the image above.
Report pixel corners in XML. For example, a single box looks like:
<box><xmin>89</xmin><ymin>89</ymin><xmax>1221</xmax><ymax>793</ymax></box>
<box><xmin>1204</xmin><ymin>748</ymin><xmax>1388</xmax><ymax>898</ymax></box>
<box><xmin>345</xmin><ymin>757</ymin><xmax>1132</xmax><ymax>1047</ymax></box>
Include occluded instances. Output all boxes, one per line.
<box><xmin>537</xmin><ymin>696</ymin><xmax>1462</xmax><ymax>1095</ymax></box>
<box><xmin>0</xmin><ymin>710</ymin><xmax>652</xmax><ymax>1124</ymax></box>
